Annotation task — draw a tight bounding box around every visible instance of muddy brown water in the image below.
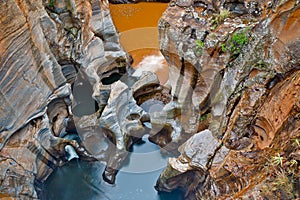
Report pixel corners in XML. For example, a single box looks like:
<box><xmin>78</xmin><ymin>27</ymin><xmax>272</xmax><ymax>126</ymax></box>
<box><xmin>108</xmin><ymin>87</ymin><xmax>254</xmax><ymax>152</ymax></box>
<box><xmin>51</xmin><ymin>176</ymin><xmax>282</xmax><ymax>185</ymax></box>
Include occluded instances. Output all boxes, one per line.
<box><xmin>42</xmin><ymin>5</ymin><xmax>184</xmax><ymax>199</ymax></box>
<box><xmin>110</xmin><ymin>3</ymin><xmax>169</xmax><ymax>84</ymax></box>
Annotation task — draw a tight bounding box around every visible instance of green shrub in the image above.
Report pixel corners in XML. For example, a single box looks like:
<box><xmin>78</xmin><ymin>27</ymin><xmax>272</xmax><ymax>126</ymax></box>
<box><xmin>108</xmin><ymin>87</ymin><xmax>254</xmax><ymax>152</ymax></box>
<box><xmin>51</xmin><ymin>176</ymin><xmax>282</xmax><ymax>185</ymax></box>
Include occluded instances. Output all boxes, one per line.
<box><xmin>195</xmin><ymin>40</ymin><xmax>204</xmax><ymax>56</ymax></box>
<box><xmin>222</xmin><ymin>28</ymin><xmax>249</xmax><ymax>56</ymax></box>
<box><xmin>49</xmin><ymin>0</ymin><xmax>56</xmax><ymax>7</ymax></box>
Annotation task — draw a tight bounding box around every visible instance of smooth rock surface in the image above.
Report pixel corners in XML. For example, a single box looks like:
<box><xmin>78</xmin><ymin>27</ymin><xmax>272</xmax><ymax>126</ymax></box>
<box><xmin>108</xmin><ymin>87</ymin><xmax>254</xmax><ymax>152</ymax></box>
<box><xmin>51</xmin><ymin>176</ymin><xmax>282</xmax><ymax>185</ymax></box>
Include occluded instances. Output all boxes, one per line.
<box><xmin>0</xmin><ymin>0</ymin><xmax>128</xmax><ymax>198</ymax></box>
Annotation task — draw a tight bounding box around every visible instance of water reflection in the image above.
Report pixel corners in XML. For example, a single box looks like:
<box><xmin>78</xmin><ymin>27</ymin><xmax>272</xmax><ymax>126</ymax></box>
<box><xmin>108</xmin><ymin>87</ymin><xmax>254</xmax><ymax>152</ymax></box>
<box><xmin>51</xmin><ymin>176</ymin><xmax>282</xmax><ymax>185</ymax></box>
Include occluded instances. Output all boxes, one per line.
<box><xmin>42</xmin><ymin>3</ymin><xmax>178</xmax><ymax>200</ymax></box>
<box><xmin>42</xmin><ymin>139</ymin><xmax>184</xmax><ymax>200</ymax></box>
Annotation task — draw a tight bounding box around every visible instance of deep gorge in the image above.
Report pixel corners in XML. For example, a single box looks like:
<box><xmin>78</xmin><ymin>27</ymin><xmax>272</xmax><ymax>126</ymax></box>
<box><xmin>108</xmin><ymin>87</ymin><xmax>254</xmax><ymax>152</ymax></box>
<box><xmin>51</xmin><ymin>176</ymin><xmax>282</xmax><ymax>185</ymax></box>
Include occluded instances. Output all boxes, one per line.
<box><xmin>0</xmin><ymin>0</ymin><xmax>299</xmax><ymax>199</ymax></box>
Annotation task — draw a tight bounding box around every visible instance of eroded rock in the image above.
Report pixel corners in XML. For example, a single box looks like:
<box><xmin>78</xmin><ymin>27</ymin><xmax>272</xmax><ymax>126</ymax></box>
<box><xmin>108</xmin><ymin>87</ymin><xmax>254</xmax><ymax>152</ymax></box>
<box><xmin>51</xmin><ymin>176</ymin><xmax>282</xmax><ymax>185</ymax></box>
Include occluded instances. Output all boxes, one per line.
<box><xmin>0</xmin><ymin>0</ymin><xmax>128</xmax><ymax>198</ymax></box>
<box><xmin>156</xmin><ymin>0</ymin><xmax>300</xmax><ymax>199</ymax></box>
<box><xmin>1</xmin><ymin>0</ymin><xmax>299</xmax><ymax>199</ymax></box>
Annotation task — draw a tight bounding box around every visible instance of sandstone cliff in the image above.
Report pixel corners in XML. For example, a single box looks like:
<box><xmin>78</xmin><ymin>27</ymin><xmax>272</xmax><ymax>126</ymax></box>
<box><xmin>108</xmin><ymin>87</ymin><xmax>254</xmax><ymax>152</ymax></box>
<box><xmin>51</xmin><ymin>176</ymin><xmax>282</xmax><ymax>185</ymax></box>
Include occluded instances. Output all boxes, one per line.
<box><xmin>0</xmin><ymin>0</ymin><xmax>128</xmax><ymax>198</ymax></box>
<box><xmin>0</xmin><ymin>0</ymin><xmax>299</xmax><ymax>199</ymax></box>
<box><xmin>155</xmin><ymin>0</ymin><xmax>300</xmax><ymax>199</ymax></box>
<box><xmin>0</xmin><ymin>0</ymin><xmax>170</xmax><ymax>198</ymax></box>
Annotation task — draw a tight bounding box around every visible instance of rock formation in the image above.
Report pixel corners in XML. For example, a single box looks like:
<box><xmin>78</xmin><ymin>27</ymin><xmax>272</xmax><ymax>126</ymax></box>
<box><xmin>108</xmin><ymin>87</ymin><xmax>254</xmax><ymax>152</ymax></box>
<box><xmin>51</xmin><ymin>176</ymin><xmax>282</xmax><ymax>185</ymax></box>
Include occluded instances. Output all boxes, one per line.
<box><xmin>0</xmin><ymin>0</ymin><xmax>299</xmax><ymax>199</ymax></box>
<box><xmin>0</xmin><ymin>0</ymin><xmax>173</xmax><ymax>198</ymax></box>
<box><xmin>155</xmin><ymin>0</ymin><xmax>300</xmax><ymax>199</ymax></box>
<box><xmin>0</xmin><ymin>0</ymin><xmax>128</xmax><ymax>198</ymax></box>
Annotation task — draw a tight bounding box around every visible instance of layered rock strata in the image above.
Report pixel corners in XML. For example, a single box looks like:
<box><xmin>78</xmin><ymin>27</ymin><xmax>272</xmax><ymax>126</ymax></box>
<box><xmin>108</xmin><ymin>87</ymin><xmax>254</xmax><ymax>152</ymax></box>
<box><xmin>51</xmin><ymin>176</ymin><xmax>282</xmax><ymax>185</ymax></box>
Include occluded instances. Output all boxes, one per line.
<box><xmin>0</xmin><ymin>0</ymin><xmax>175</xmax><ymax>198</ymax></box>
<box><xmin>0</xmin><ymin>0</ymin><xmax>299</xmax><ymax>199</ymax></box>
<box><xmin>0</xmin><ymin>0</ymin><xmax>128</xmax><ymax>198</ymax></box>
<box><xmin>155</xmin><ymin>0</ymin><xmax>300</xmax><ymax>199</ymax></box>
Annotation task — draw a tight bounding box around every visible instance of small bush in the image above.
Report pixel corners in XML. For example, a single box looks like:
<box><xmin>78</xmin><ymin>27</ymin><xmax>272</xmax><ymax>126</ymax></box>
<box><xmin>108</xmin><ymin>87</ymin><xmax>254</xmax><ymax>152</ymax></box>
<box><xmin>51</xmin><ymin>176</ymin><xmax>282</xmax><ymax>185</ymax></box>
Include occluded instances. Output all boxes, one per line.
<box><xmin>271</xmin><ymin>153</ymin><xmax>284</xmax><ymax>167</ymax></box>
<box><xmin>49</xmin><ymin>0</ymin><xmax>56</xmax><ymax>7</ymax></box>
<box><xmin>195</xmin><ymin>40</ymin><xmax>205</xmax><ymax>56</ymax></box>
<box><xmin>222</xmin><ymin>28</ymin><xmax>249</xmax><ymax>56</ymax></box>
<box><xmin>211</xmin><ymin>9</ymin><xmax>230</xmax><ymax>29</ymax></box>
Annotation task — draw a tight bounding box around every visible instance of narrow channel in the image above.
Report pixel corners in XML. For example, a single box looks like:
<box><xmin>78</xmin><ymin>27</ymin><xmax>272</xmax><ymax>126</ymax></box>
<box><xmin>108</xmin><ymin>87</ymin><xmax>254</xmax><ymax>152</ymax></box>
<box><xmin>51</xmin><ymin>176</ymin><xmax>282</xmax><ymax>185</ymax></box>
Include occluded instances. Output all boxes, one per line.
<box><xmin>42</xmin><ymin>3</ymin><xmax>184</xmax><ymax>200</ymax></box>
<box><xmin>41</xmin><ymin>141</ymin><xmax>184</xmax><ymax>199</ymax></box>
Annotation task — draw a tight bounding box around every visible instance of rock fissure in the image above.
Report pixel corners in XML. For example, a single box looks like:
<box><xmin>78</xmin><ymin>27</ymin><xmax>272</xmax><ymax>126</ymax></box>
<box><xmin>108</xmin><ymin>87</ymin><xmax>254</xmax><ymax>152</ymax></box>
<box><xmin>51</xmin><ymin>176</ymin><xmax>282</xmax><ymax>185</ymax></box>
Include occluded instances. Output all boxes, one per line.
<box><xmin>0</xmin><ymin>0</ymin><xmax>299</xmax><ymax>199</ymax></box>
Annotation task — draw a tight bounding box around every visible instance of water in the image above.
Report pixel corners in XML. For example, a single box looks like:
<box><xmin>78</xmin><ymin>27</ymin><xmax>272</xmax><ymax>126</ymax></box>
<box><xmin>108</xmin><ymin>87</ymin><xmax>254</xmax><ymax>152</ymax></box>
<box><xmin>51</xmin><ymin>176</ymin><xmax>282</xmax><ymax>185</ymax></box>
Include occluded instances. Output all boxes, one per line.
<box><xmin>41</xmin><ymin>137</ymin><xmax>184</xmax><ymax>200</ymax></box>
<box><xmin>41</xmin><ymin>4</ymin><xmax>180</xmax><ymax>199</ymax></box>
<box><xmin>109</xmin><ymin>3</ymin><xmax>168</xmax><ymax>32</ymax></box>
<box><xmin>110</xmin><ymin>3</ymin><xmax>169</xmax><ymax>85</ymax></box>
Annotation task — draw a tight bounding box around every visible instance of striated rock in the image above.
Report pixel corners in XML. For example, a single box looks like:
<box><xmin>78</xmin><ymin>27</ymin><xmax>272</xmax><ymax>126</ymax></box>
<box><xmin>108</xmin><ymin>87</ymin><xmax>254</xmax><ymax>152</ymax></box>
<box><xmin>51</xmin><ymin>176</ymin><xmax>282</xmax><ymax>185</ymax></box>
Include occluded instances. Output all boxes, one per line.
<box><xmin>156</xmin><ymin>129</ymin><xmax>229</xmax><ymax>195</ymax></box>
<box><xmin>156</xmin><ymin>0</ymin><xmax>300</xmax><ymax>199</ymax></box>
<box><xmin>0</xmin><ymin>0</ymin><xmax>129</xmax><ymax>198</ymax></box>
<box><xmin>0</xmin><ymin>0</ymin><xmax>66</xmax><ymax>150</ymax></box>
<box><xmin>99</xmin><ymin>78</ymin><xmax>147</xmax><ymax>183</ymax></box>
<box><xmin>99</xmin><ymin>70</ymin><xmax>172</xmax><ymax>183</ymax></box>
<box><xmin>0</xmin><ymin>113</ymin><xmax>93</xmax><ymax>198</ymax></box>
<box><xmin>1</xmin><ymin>0</ymin><xmax>299</xmax><ymax>199</ymax></box>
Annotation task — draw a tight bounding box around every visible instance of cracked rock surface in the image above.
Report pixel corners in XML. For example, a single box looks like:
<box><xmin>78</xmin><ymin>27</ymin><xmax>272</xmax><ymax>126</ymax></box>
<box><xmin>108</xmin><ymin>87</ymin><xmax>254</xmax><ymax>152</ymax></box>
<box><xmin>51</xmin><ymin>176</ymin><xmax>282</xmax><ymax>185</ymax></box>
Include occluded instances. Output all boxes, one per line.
<box><xmin>0</xmin><ymin>0</ymin><xmax>300</xmax><ymax>199</ymax></box>
<box><xmin>155</xmin><ymin>0</ymin><xmax>300</xmax><ymax>199</ymax></box>
<box><xmin>0</xmin><ymin>0</ymin><xmax>128</xmax><ymax>198</ymax></box>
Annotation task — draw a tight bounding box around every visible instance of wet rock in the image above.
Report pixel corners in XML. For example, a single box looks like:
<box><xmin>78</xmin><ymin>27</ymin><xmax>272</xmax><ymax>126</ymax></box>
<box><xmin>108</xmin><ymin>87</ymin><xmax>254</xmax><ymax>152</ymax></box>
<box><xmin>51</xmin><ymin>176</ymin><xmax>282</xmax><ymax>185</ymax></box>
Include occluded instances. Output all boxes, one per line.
<box><xmin>155</xmin><ymin>130</ymin><xmax>225</xmax><ymax>198</ymax></box>
<box><xmin>0</xmin><ymin>0</ymin><xmax>128</xmax><ymax>198</ymax></box>
<box><xmin>156</xmin><ymin>0</ymin><xmax>300</xmax><ymax>199</ymax></box>
<box><xmin>178</xmin><ymin>129</ymin><xmax>221</xmax><ymax>169</ymax></box>
<box><xmin>132</xmin><ymin>70</ymin><xmax>162</xmax><ymax>101</ymax></box>
<box><xmin>99</xmin><ymin>71</ymin><xmax>168</xmax><ymax>183</ymax></box>
<box><xmin>176</xmin><ymin>0</ymin><xmax>193</xmax><ymax>7</ymax></box>
<box><xmin>156</xmin><ymin>129</ymin><xmax>221</xmax><ymax>181</ymax></box>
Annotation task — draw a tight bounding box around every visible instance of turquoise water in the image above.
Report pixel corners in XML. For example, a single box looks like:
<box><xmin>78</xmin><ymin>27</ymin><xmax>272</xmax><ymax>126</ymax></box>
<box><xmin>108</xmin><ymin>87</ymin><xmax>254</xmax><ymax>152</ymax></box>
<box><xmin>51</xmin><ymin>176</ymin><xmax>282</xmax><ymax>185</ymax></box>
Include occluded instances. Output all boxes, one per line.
<box><xmin>41</xmin><ymin>136</ymin><xmax>184</xmax><ymax>200</ymax></box>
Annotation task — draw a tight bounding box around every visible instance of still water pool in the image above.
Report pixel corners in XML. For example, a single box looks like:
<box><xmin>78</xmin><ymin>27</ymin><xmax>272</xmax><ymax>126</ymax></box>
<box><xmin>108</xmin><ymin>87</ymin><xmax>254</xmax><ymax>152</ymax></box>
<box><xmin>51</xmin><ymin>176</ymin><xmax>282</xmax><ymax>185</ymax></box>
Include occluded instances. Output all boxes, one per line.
<box><xmin>41</xmin><ymin>136</ymin><xmax>184</xmax><ymax>200</ymax></box>
<box><xmin>42</xmin><ymin>3</ymin><xmax>180</xmax><ymax>199</ymax></box>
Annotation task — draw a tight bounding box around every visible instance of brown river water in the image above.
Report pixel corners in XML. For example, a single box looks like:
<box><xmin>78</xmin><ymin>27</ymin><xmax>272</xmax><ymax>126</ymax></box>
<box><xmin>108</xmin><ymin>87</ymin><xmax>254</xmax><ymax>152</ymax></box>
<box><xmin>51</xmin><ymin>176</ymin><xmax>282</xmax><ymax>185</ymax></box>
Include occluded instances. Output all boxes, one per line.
<box><xmin>42</xmin><ymin>3</ymin><xmax>185</xmax><ymax>200</ymax></box>
<box><xmin>110</xmin><ymin>3</ymin><xmax>169</xmax><ymax>84</ymax></box>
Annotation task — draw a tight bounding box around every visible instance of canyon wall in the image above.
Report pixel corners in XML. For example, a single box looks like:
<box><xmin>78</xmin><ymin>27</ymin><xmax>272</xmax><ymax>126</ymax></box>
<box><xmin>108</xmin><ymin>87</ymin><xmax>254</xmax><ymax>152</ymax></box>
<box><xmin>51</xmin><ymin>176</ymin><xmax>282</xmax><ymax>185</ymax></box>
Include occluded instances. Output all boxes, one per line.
<box><xmin>0</xmin><ymin>0</ymin><xmax>299</xmax><ymax>199</ymax></box>
<box><xmin>155</xmin><ymin>0</ymin><xmax>300</xmax><ymax>199</ymax></box>
<box><xmin>0</xmin><ymin>0</ymin><xmax>169</xmax><ymax>198</ymax></box>
<box><xmin>0</xmin><ymin>0</ymin><xmax>129</xmax><ymax>198</ymax></box>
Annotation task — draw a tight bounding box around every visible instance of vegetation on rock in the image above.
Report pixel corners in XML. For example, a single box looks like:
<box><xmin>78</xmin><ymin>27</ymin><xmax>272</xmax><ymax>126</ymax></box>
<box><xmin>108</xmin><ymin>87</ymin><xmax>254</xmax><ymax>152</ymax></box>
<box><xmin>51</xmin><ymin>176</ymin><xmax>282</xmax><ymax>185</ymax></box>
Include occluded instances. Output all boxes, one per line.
<box><xmin>221</xmin><ymin>28</ymin><xmax>249</xmax><ymax>56</ymax></box>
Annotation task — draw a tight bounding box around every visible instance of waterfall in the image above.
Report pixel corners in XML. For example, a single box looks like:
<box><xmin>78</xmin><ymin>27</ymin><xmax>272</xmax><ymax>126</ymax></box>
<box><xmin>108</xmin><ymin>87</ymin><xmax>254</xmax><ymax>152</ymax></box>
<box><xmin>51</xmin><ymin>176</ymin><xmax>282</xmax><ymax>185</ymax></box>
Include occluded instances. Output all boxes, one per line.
<box><xmin>65</xmin><ymin>145</ymin><xmax>79</xmax><ymax>161</ymax></box>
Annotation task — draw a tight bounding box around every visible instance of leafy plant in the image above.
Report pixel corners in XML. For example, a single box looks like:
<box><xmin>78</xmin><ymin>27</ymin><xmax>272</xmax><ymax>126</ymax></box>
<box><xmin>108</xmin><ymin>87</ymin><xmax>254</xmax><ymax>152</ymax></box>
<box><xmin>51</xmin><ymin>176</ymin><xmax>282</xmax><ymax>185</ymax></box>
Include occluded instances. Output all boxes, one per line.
<box><xmin>271</xmin><ymin>153</ymin><xmax>284</xmax><ymax>167</ymax></box>
<box><xmin>195</xmin><ymin>40</ymin><xmax>205</xmax><ymax>56</ymax></box>
<box><xmin>49</xmin><ymin>0</ymin><xmax>56</xmax><ymax>7</ymax></box>
<box><xmin>221</xmin><ymin>43</ymin><xmax>227</xmax><ymax>52</ymax></box>
<box><xmin>292</xmin><ymin>138</ymin><xmax>300</xmax><ymax>147</ymax></box>
<box><xmin>196</xmin><ymin>40</ymin><xmax>204</xmax><ymax>48</ymax></box>
<box><xmin>199</xmin><ymin>114</ymin><xmax>207</xmax><ymax>122</ymax></box>
<box><xmin>211</xmin><ymin>9</ymin><xmax>230</xmax><ymax>29</ymax></box>
<box><xmin>222</xmin><ymin>28</ymin><xmax>249</xmax><ymax>56</ymax></box>
<box><xmin>219</xmin><ymin>9</ymin><xmax>230</xmax><ymax>22</ymax></box>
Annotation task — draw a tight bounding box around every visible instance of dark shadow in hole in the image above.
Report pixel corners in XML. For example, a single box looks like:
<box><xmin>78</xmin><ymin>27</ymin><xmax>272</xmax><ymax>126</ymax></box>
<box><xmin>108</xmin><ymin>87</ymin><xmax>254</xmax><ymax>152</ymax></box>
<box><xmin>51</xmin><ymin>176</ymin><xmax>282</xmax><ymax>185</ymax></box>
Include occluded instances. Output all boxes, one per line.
<box><xmin>101</xmin><ymin>73</ymin><xmax>123</xmax><ymax>85</ymax></box>
<box><xmin>158</xmin><ymin>189</ymin><xmax>185</xmax><ymax>200</ymax></box>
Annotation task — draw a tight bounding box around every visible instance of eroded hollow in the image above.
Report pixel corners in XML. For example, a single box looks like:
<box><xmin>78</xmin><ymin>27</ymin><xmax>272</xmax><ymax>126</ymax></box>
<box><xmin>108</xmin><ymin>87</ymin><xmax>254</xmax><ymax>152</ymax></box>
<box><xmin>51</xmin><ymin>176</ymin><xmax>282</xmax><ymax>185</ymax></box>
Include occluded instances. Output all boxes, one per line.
<box><xmin>40</xmin><ymin>2</ymin><xmax>184</xmax><ymax>200</ymax></box>
<box><xmin>72</xmin><ymin>72</ymin><xmax>99</xmax><ymax>117</ymax></box>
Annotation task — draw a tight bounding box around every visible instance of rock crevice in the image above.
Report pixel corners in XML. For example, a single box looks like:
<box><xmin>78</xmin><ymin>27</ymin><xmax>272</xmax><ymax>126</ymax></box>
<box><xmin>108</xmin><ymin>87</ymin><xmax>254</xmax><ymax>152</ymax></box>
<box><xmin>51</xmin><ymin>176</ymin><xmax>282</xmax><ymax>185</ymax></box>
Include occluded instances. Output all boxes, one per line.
<box><xmin>0</xmin><ymin>0</ymin><xmax>299</xmax><ymax>199</ymax></box>
<box><xmin>155</xmin><ymin>0</ymin><xmax>300</xmax><ymax>199</ymax></box>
